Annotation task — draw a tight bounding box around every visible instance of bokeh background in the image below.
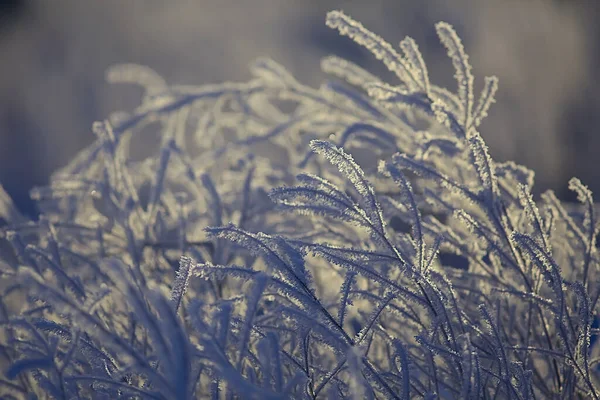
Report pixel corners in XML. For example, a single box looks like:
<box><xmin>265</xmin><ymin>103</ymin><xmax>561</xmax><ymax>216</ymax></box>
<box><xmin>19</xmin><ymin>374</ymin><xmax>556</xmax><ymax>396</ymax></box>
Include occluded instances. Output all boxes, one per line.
<box><xmin>0</xmin><ymin>0</ymin><xmax>599</xmax><ymax>218</ymax></box>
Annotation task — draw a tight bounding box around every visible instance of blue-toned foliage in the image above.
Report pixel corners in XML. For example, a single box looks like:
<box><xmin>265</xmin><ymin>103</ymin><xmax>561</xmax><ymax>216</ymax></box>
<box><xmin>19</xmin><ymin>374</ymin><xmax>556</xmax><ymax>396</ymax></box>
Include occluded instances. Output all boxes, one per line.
<box><xmin>0</xmin><ymin>9</ymin><xmax>599</xmax><ymax>399</ymax></box>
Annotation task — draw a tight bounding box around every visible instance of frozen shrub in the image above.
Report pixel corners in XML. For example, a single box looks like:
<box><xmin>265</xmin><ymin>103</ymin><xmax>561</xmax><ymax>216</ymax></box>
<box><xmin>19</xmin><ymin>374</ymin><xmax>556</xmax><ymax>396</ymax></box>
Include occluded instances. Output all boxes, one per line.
<box><xmin>0</xmin><ymin>9</ymin><xmax>598</xmax><ymax>399</ymax></box>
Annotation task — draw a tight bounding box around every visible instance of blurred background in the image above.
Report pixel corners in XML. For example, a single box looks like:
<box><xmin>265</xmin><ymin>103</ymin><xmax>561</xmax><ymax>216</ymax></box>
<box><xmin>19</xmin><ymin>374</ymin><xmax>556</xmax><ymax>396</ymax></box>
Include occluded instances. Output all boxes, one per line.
<box><xmin>0</xmin><ymin>0</ymin><xmax>599</xmax><ymax>218</ymax></box>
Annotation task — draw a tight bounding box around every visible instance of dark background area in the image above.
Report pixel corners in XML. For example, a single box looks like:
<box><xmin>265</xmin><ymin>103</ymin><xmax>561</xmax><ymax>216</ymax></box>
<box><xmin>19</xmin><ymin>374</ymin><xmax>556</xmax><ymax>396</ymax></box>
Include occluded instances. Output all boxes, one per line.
<box><xmin>0</xmin><ymin>0</ymin><xmax>599</xmax><ymax>218</ymax></box>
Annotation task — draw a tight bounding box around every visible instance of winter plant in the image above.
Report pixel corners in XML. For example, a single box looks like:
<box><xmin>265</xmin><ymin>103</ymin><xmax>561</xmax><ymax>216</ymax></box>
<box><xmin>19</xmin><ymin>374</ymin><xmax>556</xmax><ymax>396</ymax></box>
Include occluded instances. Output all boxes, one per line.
<box><xmin>1</xmin><ymin>9</ymin><xmax>599</xmax><ymax>399</ymax></box>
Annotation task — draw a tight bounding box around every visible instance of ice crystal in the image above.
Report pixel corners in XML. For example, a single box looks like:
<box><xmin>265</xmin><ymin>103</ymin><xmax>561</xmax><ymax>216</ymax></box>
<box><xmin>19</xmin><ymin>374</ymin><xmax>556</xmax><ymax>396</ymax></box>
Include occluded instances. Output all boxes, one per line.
<box><xmin>0</xmin><ymin>9</ymin><xmax>598</xmax><ymax>400</ymax></box>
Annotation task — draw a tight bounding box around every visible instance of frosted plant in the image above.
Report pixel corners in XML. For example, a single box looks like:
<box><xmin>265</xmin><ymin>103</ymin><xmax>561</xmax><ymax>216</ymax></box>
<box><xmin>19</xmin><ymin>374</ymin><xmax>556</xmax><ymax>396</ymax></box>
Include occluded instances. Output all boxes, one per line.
<box><xmin>0</xmin><ymin>9</ymin><xmax>599</xmax><ymax>400</ymax></box>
